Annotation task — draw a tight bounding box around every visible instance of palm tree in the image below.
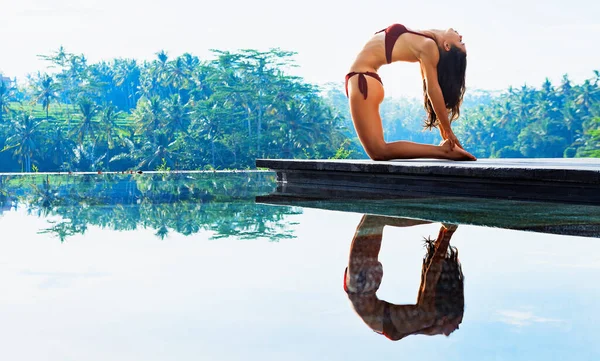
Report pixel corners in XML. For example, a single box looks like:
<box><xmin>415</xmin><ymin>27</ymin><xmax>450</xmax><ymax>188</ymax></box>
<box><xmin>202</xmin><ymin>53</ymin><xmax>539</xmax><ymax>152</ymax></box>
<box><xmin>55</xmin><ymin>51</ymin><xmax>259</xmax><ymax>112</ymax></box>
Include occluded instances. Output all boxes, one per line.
<box><xmin>4</xmin><ymin>112</ymin><xmax>41</xmax><ymax>172</ymax></box>
<box><xmin>0</xmin><ymin>79</ymin><xmax>12</xmax><ymax>123</ymax></box>
<box><xmin>52</xmin><ymin>53</ymin><xmax>90</xmax><ymax>113</ymax></box>
<box><xmin>72</xmin><ymin>142</ymin><xmax>104</xmax><ymax>171</ymax></box>
<box><xmin>113</xmin><ymin>59</ymin><xmax>141</xmax><ymax>110</ymax></box>
<box><xmin>72</xmin><ymin>97</ymin><xmax>99</xmax><ymax>145</ymax></box>
<box><xmin>133</xmin><ymin>95</ymin><xmax>164</xmax><ymax>143</ymax></box>
<box><xmin>34</xmin><ymin>74</ymin><xmax>58</xmax><ymax>121</ymax></box>
<box><xmin>163</xmin><ymin>94</ymin><xmax>190</xmax><ymax>134</ymax></box>
<box><xmin>97</xmin><ymin>103</ymin><xmax>128</xmax><ymax>170</ymax></box>
<box><xmin>38</xmin><ymin>46</ymin><xmax>70</xmax><ymax>69</ymax></box>
<box><xmin>192</xmin><ymin>97</ymin><xmax>230</xmax><ymax>167</ymax></box>
<box><xmin>167</xmin><ymin>57</ymin><xmax>189</xmax><ymax>93</ymax></box>
<box><xmin>137</xmin><ymin>131</ymin><xmax>181</xmax><ymax>170</ymax></box>
<box><xmin>154</xmin><ymin>50</ymin><xmax>171</xmax><ymax>96</ymax></box>
<box><xmin>278</xmin><ymin>101</ymin><xmax>314</xmax><ymax>158</ymax></box>
<box><xmin>46</xmin><ymin>126</ymin><xmax>74</xmax><ymax>171</ymax></box>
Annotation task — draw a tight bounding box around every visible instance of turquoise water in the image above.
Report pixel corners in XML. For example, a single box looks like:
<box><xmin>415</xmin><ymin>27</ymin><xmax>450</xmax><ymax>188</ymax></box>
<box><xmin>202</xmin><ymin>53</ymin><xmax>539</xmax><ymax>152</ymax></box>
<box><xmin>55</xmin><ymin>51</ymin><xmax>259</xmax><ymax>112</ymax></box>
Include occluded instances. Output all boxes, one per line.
<box><xmin>1</xmin><ymin>172</ymin><xmax>599</xmax><ymax>360</ymax></box>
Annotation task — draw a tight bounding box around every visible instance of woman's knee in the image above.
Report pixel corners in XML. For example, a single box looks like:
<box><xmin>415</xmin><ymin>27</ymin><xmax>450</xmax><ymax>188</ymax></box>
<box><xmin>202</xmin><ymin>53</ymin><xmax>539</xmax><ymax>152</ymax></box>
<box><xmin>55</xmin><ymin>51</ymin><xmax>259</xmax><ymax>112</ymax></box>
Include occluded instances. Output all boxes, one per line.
<box><xmin>363</xmin><ymin>142</ymin><xmax>389</xmax><ymax>161</ymax></box>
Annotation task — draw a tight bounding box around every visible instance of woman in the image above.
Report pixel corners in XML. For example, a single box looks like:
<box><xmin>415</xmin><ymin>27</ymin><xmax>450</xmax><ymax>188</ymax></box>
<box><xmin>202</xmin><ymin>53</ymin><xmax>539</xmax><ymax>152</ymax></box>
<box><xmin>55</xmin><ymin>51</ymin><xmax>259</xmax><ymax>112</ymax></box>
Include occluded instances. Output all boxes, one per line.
<box><xmin>346</xmin><ymin>24</ymin><xmax>477</xmax><ymax>161</ymax></box>
<box><xmin>343</xmin><ymin>215</ymin><xmax>464</xmax><ymax>340</ymax></box>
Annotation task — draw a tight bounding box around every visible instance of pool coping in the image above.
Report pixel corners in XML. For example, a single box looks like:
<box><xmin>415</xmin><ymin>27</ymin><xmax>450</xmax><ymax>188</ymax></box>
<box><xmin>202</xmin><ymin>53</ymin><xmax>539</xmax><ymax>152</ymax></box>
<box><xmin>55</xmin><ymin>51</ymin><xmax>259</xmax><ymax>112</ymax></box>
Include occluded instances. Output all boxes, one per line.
<box><xmin>255</xmin><ymin>158</ymin><xmax>600</xmax><ymax>205</ymax></box>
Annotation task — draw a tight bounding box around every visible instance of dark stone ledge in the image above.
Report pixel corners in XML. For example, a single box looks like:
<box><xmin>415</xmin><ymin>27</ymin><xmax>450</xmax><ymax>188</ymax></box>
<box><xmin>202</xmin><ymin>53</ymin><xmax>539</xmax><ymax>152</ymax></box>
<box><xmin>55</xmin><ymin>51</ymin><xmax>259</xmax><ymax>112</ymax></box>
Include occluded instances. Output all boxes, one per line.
<box><xmin>256</xmin><ymin>158</ymin><xmax>600</xmax><ymax>204</ymax></box>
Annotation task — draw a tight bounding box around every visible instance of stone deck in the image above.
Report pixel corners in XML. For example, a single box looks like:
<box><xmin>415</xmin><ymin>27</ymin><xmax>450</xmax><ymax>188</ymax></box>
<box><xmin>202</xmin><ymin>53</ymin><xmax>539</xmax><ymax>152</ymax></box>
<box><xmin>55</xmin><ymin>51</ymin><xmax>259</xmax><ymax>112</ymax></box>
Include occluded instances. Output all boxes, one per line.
<box><xmin>255</xmin><ymin>158</ymin><xmax>600</xmax><ymax>204</ymax></box>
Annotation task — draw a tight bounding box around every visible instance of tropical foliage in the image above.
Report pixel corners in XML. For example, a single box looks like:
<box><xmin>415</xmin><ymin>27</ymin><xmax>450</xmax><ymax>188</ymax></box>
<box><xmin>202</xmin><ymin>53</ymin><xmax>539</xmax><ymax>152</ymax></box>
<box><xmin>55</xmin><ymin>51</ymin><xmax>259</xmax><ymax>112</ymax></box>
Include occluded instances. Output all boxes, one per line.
<box><xmin>455</xmin><ymin>73</ymin><xmax>600</xmax><ymax>158</ymax></box>
<box><xmin>1</xmin><ymin>48</ymin><xmax>351</xmax><ymax>172</ymax></box>
<box><xmin>1</xmin><ymin>46</ymin><xmax>598</xmax><ymax>173</ymax></box>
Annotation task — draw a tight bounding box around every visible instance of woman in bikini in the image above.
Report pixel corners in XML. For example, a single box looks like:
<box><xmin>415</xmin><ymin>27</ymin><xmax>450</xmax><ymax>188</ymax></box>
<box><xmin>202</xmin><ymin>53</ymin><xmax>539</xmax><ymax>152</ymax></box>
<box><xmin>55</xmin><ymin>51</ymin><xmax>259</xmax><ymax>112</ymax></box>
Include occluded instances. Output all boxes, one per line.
<box><xmin>346</xmin><ymin>24</ymin><xmax>477</xmax><ymax>161</ymax></box>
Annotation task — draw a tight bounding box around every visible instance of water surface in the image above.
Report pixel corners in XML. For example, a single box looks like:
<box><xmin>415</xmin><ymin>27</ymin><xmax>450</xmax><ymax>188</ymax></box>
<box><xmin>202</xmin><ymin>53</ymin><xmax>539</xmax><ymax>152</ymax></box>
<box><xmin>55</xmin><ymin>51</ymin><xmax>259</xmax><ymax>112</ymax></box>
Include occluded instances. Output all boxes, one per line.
<box><xmin>0</xmin><ymin>172</ymin><xmax>598</xmax><ymax>360</ymax></box>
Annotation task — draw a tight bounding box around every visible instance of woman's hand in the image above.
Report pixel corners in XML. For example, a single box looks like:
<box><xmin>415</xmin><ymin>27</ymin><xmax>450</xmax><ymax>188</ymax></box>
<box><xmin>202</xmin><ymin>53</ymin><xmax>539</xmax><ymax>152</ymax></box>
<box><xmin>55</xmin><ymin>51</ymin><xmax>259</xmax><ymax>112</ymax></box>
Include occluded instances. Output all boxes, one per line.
<box><xmin>447</xmin><ymin>133</ymin><xmax>463</xmax><ymax>150</ymax></box>
<box><xmin>439</xmin><ymin>128</ymin><xmax>461</xmax><ymax>149</ymax></box>
<box><xmin>439</xmin><ymin>128</ymin><xmax>463</xmax><ymax>150</ymax></box>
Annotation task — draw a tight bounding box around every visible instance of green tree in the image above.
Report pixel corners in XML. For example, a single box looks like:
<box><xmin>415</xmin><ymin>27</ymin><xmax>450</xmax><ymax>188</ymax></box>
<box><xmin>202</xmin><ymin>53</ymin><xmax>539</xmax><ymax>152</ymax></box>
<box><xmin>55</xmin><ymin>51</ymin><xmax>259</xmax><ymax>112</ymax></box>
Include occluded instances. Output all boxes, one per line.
<box><xmin>33</xmin><ymin>74</ymin><xmax>58</xmax><ymax>121</ymax></box>
<box><xmin>72</xmin><ymin>97</ymin><xmax>99</xmax><ymax>144</ymax></box>
<box><xmin>0</xmin><ymin>79</ymin><xmax>13</xmax><ymax>123</ymax></box>
<box><xmin>4</xmin><ymin>111</ymin><xmax>41</xmax><ymax>172</ymax></box>
<box><xmin>97</xmin><ymin>103</ymin><xmax>128</xmax><ymax>170</ymax></box>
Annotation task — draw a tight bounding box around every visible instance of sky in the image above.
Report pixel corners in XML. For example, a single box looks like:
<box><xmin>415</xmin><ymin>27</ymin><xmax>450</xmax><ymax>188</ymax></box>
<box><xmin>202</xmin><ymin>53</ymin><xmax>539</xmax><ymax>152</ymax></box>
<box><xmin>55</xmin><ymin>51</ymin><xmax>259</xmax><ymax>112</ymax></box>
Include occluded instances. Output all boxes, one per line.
<box><xmin>1</xmin><ymin>0</ymin><xmax>599</xmax><ymax>97</ymax></box>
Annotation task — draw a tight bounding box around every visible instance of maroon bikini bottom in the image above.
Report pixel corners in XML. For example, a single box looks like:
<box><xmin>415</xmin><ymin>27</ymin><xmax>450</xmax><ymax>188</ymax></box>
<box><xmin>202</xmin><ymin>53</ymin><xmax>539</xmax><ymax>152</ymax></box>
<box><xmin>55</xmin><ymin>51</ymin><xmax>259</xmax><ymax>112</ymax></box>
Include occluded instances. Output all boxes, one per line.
<box><xmin>345</xmin><ymin>71</ymin><xmax>383</xmax><ymax>100</ymax></box>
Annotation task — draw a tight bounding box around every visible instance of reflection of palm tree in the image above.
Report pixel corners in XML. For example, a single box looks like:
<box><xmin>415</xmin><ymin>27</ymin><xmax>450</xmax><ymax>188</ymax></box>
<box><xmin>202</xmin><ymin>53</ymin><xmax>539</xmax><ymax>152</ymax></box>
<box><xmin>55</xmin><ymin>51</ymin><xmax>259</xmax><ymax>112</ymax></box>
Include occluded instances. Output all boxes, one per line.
<box><xmin>15</xmin><ymin>172</ymin><xmax>298</xmax><ymax>242</ymax></box>
<box><xmin>38</xmin><ymin>220</ymin><xmax>78</xmax><ymax>243</ymax></box>
<box><xmin>344</xmin><ymin>215</ymin><xmax>464</xmax><ymax>341</ymax></box>
<box><xmin>32</xmin><ymin>175</ymin><xmax>57</xmax><ymax>216</ymax></box>
<box><xmin>141</xmin><ymin>202</ymin><xmax>172</xmax><ymax>240</ymax></box>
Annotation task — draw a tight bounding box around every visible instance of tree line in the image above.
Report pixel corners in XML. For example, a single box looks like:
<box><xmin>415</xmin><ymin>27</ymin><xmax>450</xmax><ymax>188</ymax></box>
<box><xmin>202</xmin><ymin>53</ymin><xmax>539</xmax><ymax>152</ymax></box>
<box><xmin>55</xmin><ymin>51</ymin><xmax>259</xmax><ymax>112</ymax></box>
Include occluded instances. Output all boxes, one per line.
<box><xmin>456</xmin><ymin>74</ymin><xmax>600</xmax><ymax>158</ymax></box>
<box><xmin>0</xmin><ymin>46</ymin><xmax>598</xmax><ymax>173</ymax></box>
<box><xmin>0</xmin><ymin>48</ymin><xmax>351</xmax><ymax>172</ymax></box>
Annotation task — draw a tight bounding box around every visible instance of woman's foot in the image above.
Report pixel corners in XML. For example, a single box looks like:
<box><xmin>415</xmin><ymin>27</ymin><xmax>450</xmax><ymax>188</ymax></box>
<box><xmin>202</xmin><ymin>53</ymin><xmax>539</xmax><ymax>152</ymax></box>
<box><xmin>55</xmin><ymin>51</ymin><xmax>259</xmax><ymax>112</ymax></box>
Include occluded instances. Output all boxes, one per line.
<box><xmin>440</xmin><ymin>140</ymin><xmax>477</xmax><ymax>161</ymax></box>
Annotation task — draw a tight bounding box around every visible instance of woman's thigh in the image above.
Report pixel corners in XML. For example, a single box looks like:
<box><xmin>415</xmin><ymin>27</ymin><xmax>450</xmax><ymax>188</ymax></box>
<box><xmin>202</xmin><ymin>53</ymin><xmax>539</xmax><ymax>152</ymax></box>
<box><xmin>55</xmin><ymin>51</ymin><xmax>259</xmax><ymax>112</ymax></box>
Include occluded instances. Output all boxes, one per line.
<box><xmin>347</xmin><ymin>75</ymin><xmax>386</xmax><ymax>149</ymax></box>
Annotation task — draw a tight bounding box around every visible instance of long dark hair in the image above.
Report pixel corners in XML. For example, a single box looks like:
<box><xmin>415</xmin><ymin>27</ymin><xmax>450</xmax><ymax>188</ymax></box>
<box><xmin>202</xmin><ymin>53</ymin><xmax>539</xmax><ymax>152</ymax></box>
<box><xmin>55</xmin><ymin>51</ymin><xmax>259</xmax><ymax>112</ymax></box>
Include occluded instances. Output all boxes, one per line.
<box><xmin>421</xmin><ymin>237</ymin><xmax>464</xmax><ymax>320</ymax></box>
<box><xmin>422</xmin><ymin>46</ymin><xmax>467</xmax><ymax>129</ymax></box>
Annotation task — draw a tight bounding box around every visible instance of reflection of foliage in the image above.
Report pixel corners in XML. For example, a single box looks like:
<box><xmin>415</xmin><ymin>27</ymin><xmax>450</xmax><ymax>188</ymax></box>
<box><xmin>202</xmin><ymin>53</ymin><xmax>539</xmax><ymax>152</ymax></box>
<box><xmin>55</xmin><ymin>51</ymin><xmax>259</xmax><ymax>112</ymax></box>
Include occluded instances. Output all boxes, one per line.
<box><xmin>1</xmin><ymin>172</ymin><xmax>301</xmax><ymax>241</ymax></box>
<box><xmin>0</xmin><ymin>177</ymin><xmax>9</xmax><ymax>209</ymax></box>
<box><xmin>38</xmin><ymin>219</ymin><xmax>87</xmax><ymax>243</ymax></box>
<box><xmin>208</xmin><ymin>203</ymin><xmax>299</xmax><ymax>241</ymax></box>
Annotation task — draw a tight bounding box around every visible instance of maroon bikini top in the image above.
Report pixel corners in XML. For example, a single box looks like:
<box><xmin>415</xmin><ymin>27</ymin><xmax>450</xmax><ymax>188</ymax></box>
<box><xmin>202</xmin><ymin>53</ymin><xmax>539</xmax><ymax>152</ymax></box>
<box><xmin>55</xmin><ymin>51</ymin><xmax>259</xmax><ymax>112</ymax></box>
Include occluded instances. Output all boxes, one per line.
<box><xmin>375</xmin><ymin>24</ymin><xmax>436</xmax><ymax>64</ymax></box>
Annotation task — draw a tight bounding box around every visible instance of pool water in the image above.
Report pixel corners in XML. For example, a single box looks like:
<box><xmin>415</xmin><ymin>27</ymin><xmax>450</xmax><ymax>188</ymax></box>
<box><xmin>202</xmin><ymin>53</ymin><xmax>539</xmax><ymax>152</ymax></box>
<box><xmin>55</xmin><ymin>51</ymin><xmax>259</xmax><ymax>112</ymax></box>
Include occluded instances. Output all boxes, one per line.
<box><xmin>1</xmin><ymin>172</ymin><xmax>599</xmax><ymax>360</ymax></box>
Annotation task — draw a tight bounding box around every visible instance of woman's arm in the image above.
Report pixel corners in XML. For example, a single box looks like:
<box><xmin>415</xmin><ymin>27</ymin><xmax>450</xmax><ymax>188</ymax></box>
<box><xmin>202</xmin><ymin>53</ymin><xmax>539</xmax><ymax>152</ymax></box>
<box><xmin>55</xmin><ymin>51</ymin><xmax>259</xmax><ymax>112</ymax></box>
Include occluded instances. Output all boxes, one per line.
<box><xmin>348</xmin><ymin>215</ymin><xmax>386</xmax><ymax>263</ymax></box>
<box><xmin>349</xmin><ymin>215</ymin><xmax>432</xmax><ymax>261</ymax></box>
<box><xmin>349</xmin><ymin>298</ymin><xmax>434</xmax><ymax>338</ymax></box>
<box><xmin>366</xmin><ymin>215</ymin><xmax>432</xmax><ymax>228</ymax></box>
<box><xmin>417</xmin><ymin>224</ymin><xmax>455</xmax><ymax>311</ymax></box>
<box><xmin>419</xmin><ymin>42</ymin><xmax>462</xmax><ymax>149</ymax></box>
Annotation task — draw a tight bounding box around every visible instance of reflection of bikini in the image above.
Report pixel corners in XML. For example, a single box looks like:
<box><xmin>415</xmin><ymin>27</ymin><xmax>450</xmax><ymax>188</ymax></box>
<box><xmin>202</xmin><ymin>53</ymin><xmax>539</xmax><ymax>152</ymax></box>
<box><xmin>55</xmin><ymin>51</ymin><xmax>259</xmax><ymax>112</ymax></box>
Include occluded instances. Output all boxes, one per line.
<box><xmin>343</xmin><ymin>268</ymin><xmax>424</xmax><ymax>341</ymax></box>
<box><xmin>343</xmin><ymin>266</ymin><xmax>403</xmax><ymax>340</ymax></box>
<box><xmin>345</xmin><ymin>24</ymin><xmax>436</xmax><ymax>100</ymax></box>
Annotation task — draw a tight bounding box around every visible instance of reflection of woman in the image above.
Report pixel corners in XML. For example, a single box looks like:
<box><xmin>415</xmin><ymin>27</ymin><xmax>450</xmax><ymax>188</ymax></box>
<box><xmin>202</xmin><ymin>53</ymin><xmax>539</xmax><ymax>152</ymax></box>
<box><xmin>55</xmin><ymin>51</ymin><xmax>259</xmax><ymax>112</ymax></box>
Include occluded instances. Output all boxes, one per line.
<box><xmin>344</xmin><ymin>215</ymin><xmax>464</xmax><ymax>340</ymax></box>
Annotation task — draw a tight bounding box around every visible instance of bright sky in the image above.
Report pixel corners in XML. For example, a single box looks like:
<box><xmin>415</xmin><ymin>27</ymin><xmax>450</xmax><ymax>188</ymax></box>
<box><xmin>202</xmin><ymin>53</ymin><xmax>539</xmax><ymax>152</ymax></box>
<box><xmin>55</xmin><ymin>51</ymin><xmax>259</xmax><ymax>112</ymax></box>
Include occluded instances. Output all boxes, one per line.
<box><xmin>1</xmin><ymin>0</ymin><xmax>599</xmax><ymax>97</ymax></box>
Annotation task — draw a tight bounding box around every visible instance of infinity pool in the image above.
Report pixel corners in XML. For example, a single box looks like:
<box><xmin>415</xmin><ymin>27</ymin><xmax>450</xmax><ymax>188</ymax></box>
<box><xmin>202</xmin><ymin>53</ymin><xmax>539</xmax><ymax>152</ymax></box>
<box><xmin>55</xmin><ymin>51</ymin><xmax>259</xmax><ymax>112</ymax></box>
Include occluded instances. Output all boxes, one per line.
<box><xmin>1</xmin><ymin>172</ymin><xmax>599</xmax><ymax>360</ymax></box>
